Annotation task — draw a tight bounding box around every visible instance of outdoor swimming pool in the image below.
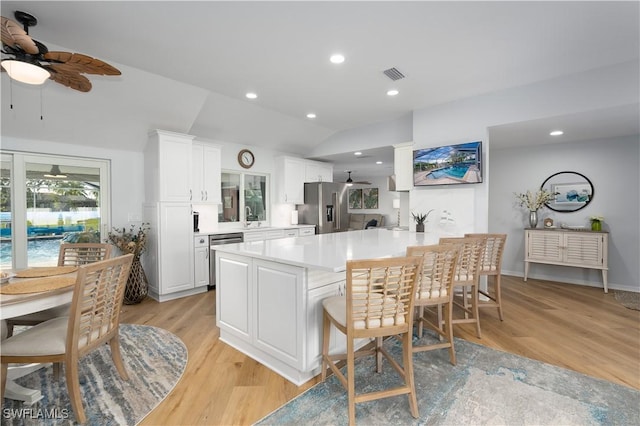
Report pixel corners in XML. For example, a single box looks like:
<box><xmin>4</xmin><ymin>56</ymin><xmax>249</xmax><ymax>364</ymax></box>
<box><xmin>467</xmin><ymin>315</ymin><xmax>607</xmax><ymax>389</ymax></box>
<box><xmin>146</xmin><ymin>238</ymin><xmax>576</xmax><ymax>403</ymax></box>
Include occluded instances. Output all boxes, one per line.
<box><xmin>427</xmin><ymin>164</ymin><xmax>470</xmax><ymax>180</ymax></box>
<box><xmin>0</xmin><ymin>238</ymin><xmax>62</xmax><ymax>268</ymax></box>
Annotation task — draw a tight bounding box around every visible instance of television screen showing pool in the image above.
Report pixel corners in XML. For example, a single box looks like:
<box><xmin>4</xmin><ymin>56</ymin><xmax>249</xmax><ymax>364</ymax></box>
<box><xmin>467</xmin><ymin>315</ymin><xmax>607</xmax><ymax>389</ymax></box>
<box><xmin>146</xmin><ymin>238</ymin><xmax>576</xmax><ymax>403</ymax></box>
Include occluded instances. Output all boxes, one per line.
<box><xmin>413</xmin><ymin>141</ymin><xmax>482</xmax><ymax>186</ymax></box>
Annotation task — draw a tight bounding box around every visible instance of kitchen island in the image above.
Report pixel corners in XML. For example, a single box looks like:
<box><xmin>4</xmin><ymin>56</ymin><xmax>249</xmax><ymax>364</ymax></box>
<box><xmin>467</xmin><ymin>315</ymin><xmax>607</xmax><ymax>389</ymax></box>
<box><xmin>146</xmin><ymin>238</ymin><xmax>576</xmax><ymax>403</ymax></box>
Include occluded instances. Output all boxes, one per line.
<box><xmin>213</xmin><ymin>229</ymin><xmax>440</xmax><ymax>385</ymax></box>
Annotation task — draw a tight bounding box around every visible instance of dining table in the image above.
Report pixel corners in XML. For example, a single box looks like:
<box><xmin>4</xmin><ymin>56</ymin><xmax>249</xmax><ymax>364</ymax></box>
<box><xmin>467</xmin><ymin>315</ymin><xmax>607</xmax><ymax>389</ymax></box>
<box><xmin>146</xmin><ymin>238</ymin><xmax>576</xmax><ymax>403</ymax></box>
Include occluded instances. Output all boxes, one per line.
<box><xmin>0</xmin><ymin>266</ymin><xmax>78</xmax><ymax>404</ymax></box>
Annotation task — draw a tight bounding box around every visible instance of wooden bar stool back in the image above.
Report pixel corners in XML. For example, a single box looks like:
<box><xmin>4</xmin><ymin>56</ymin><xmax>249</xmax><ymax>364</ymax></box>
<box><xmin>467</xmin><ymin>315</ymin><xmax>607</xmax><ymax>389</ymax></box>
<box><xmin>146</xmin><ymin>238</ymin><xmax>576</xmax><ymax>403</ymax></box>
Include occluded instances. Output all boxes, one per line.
<box><xmin>465</xmin><ymin>233</ymin><xmax>507</xmax><ymax>320</ymax></box>
<box><xmin>406</xmin><ymin>244</ymin><xmax>460</xmax><ymax>365</ymax></box>
<box><xmin>320</xmin><ymin>256</ymin><xmax>423</xmax><ymax>425</ymax></box>
<box><xmin>438</xmin><ymin>237</ymin><xmax>485</xmax><ymax>338</ymax></box>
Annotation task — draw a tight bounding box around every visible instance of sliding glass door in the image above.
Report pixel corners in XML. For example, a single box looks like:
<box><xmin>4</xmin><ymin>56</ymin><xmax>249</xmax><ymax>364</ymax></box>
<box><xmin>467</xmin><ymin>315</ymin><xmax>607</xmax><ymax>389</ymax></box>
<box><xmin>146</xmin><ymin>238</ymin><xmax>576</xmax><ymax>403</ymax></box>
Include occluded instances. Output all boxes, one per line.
<box><xmin>0</xmin><ymin>152</ymin><xmax>110</xmax><ymax>269</ymax></box>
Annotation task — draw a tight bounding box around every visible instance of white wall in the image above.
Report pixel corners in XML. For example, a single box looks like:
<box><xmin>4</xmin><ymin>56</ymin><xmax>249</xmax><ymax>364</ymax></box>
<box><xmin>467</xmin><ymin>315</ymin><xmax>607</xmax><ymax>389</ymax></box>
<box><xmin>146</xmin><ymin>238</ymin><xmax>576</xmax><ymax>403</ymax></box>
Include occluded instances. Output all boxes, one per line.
<box><xmin>346</xmin><ymin>177</ymin><xmax>397</xmax><ymax>228</ymax></box>
<box><xmin>491</xmin><ymin>135</ymin><xmax>639</xmax><ymax>291</ymax></box>
<box><xmin>193</xmin><ymin>136</ymin><xmax>300</xmax><ymax>230</ymax></box>
<box><xmin>1</xmin><ymin>136</ymin><xmax>144</xmax><ymax>230</ymax></box>
<box><xmin>410</xmin><ymin>61</ymin><xmax>639</xmax><ymax>238</ymax></box>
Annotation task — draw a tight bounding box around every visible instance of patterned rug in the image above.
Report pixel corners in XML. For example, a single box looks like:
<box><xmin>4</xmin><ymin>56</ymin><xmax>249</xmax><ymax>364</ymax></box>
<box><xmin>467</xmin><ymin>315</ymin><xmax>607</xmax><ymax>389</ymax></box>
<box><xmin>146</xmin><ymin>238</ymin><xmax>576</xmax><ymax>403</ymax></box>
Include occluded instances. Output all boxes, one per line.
<box><xmin>2</xmin><ymin>324</ymin><xmax>187</xmax><ymax>425</ymax></box>
<box><xmin>614</xmin><ymin>290</ymin><xmax>640</xmax><ymax>311</ymax></box>
<box><xmin>256</xmin><ymin>334</ymin><xmax>639</xmax><ymax>425</ymax></box>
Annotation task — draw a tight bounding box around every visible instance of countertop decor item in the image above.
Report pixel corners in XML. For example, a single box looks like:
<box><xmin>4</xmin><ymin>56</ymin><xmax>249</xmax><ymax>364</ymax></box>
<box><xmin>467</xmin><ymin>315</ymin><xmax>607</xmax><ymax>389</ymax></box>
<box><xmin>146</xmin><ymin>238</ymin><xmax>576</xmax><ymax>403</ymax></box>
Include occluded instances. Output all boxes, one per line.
<box><xmin>107</xmin><ymin>223</ymin><xmax>150</xmax><ymax>304</ymax></box>
<box><xmin>412</xmin><ymin>209</ymin><xmax>434</xmax><ymax>232</ymax></box>
<box><xmin>515</xmin><ymin>189</ymin><xmax>556</xmax><ymax>228</ymax></box>
<box><xmin>590</xmin><ymin>215</ymin><xmax>604</xmax><ymax>231</ymax></box>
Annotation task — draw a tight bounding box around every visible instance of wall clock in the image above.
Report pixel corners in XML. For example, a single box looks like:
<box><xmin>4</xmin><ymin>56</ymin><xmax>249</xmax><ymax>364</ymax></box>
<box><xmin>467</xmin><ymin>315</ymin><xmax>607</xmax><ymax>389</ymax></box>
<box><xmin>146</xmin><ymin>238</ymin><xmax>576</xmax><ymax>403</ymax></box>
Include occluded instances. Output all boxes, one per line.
<box><xmin>238</xmin><ymin>149</ymin><xmax>255</xmax><ymax>169</ymax></box>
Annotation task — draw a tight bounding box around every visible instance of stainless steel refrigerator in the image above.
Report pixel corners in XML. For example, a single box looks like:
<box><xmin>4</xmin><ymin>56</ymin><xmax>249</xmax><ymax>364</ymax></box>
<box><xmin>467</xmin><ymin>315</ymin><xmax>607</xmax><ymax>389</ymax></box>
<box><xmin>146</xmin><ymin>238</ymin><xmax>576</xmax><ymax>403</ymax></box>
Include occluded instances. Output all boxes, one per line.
<box><xmin>298</xmin><ymin>182</ymin><xmax>349</xmax><ymax>234</ymax></box>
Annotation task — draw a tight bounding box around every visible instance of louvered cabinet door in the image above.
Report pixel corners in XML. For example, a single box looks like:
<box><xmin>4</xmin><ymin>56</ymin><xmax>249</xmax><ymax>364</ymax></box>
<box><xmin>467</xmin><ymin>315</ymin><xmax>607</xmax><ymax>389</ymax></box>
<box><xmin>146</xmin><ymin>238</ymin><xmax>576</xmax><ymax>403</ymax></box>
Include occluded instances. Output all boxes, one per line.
<box><xmin>524</xmin><ymin>229</ymin><xmax>609</xmax><ymax>293</ymax></box>
<box><xmin>526</xmin><ymin>230</ymin><xmax>563</xmax><ymax>263</ymax></box>
<box><xmin>564</xmin><ymin>233</ymin><xmax>605</xmax><ymax>267</ymax></box>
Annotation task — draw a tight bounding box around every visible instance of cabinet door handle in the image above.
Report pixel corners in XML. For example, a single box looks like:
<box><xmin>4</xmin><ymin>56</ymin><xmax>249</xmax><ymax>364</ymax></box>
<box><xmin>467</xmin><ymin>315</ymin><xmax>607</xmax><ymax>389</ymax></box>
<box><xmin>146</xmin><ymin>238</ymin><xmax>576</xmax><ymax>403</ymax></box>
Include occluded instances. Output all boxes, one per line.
<box><xmin>205</xmin><ymin>190</ymin><xmax>208</xmax><ymax>201</ymax></box>
<box><xmin>190</xmin><ymin>189</ymin><xmax>193</xmax><ymax>200</ymax></box>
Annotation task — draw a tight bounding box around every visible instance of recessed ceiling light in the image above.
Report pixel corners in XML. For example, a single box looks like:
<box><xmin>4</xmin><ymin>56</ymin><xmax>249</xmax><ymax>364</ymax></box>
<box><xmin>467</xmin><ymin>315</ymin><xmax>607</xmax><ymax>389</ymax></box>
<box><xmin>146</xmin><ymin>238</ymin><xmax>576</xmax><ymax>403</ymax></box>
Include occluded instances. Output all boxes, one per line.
<box><xmin>376</xmin><ymin>161</ymin><xmax>383</xmax><ymax>165</ymax></box>
<box><xmin>246</xmin><ymin>92</ymin><xmax>258</xmax><ymax>99</ymax></box>
<box><xmin>354</xmin><ymin>151</ymin><xmax>362</xmax><ymax>156</ymax></box>
<box><xmin>306</xmin><ymin>113</ymin><xmax>316</xmax><ymax>119</ymax></box>
<box><xmin>330</xmin><ymin>54</ymin><xmax>345</xmax><ymax>64</ymax></box>
<box><xmin>387</xmin><ymin>89</ymin><xmax>399</xmax><ymax>96</ymax></box>
<box><xmin>550</xmin><ymin>130</ymin><xmax>564</xmax><ymax>136</ymax></box>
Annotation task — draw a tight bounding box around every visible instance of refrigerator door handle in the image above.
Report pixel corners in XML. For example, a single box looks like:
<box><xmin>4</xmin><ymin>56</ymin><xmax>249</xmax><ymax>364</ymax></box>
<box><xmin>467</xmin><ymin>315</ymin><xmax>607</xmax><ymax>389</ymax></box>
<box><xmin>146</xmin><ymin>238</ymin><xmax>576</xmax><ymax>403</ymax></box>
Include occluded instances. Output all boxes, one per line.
<box><xmin>332</xmin><ymin>192</ymin><xmax>339</xmax><ymax>228</ymax></box>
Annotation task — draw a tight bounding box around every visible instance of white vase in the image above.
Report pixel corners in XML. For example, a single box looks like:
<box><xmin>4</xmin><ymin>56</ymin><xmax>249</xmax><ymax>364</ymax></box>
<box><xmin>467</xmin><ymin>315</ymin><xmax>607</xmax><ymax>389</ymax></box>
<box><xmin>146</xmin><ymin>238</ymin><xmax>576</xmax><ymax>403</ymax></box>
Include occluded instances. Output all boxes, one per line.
<box><xmin>529</xmin><ymin>211</ymin><xmax>539</xmax><ymax>228</ymax></box>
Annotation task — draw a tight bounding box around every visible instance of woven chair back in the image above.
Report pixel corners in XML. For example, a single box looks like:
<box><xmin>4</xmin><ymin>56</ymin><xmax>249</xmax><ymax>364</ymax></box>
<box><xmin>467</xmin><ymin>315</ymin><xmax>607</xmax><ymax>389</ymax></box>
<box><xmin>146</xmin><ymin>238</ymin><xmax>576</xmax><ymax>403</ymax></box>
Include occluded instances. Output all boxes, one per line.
<box><xmin>438</xmin><ymin>237</ymin><xmax>485</xmax><ymax>285</ymax></box>
<box><xmin>406</xmin><ymin>244</ymin><xmax>459</xmax><ymax>302</ymax></box>
<box><xmin>346</xmin><ymin>256</ymin><xmax>422</xmax><ymax>331</ymax></box>
<box><xmin>464</xmin><ymin>233</ymin><xmax>507</xmax><ymax>275</ymax></box>
<box><xmin>58</xmin><ymin>243</ymin><xmax>112</xmax><ymax>266</ymax></box>
<box><xmin>67</xmin><ymin>254</ymin><xmax>133</xmax><ymax>355</ymax></box>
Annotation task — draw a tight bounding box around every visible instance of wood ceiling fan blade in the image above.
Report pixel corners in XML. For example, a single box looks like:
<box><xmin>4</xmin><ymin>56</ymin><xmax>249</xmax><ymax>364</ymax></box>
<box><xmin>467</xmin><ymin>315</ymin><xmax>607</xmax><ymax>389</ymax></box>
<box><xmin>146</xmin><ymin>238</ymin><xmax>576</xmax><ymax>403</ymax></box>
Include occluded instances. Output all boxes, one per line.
<box><xmin>1</xmin><ymin>16</ymin><xmax>38</xmax><ymax>54</ymax></box>
<box><xmin>46</xmin><ymin>65</ymin><xmax>92</xmax><ymax>92</ymax></box>
<box><xmin>44</xmin><ymin>51</ymin><xmax>121</xmax><ymax>75</ymax></box>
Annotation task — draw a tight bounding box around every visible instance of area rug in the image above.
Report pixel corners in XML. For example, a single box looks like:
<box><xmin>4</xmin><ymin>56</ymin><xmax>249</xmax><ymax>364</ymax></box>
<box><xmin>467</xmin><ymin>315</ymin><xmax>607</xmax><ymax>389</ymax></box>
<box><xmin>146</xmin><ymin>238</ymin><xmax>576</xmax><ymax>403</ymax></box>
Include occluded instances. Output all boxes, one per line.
<box><xmin>2</xmin><ymin>324</ymin><xmax>187</xmax><ymax>426</ymax></box>
<box><xmin>256</xmin><ymin>334</ymin><xmax>639</xmax><ymax>425</ymax></box>
<box><xmin>614</xmin><ymin>290</ymin><xmax>640</xmax><ymax>311</ymax></box>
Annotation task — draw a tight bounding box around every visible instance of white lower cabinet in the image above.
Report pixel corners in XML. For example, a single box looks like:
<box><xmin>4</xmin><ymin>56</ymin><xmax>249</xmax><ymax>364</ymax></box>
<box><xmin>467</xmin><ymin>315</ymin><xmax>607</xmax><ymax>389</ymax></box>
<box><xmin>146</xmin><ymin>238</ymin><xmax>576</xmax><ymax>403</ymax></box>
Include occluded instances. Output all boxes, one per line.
<box><xmin>254</xmin><ymin>260</ymin><xmax>304</xmax><ymax>368</ymax></box>
<box><xmin>143</xmin><ymin>202</ymin><xmax>202</xmax><ymax>302</ymax></box>
<box><xmin>194</xmin><ymin>236</ymin><xmax>209</xmax><ymax>288</ymax></box>
<box><xmin>217</xmin><ymin>253</ymin><xmax>251</xmax><ymax>341</ymax></box>
<box><xmin>216</xmin><ymin>253</ymin><xmax>360</xmax><ymax>385</ymax></box>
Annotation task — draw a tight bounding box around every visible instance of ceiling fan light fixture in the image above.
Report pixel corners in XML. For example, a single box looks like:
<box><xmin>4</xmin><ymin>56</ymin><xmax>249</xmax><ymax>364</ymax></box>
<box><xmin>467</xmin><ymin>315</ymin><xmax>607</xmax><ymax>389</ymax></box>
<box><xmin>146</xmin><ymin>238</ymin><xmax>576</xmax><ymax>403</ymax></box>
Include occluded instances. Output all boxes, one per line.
<box><xmin>1</xmin><ymin>59</ymin><xmax>50</xmax><ymax>85</ymax></box>
<box><xmin>44</xmin><ymin>165</ymin><xmax>67</xmax><ymax>179</ymax></box>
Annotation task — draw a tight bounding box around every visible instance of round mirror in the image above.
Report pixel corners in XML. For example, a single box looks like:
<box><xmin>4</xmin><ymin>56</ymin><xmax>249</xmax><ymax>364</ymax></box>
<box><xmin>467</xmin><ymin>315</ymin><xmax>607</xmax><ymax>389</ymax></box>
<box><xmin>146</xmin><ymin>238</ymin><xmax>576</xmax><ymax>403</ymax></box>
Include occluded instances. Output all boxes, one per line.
<box><xmin>541</xmin><ymin>171</ymin><xmax>593</xmax><ymax>212</ymax></box>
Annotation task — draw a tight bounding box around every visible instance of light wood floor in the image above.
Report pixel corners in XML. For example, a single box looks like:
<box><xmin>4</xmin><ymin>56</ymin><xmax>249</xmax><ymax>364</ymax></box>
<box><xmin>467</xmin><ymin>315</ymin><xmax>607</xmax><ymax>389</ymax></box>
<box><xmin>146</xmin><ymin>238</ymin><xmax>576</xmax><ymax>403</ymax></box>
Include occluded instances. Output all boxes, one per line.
<box><xmin>119</xmin><ymin>276</ymin><xmax>640</xmax><ymax>425</ymax></box>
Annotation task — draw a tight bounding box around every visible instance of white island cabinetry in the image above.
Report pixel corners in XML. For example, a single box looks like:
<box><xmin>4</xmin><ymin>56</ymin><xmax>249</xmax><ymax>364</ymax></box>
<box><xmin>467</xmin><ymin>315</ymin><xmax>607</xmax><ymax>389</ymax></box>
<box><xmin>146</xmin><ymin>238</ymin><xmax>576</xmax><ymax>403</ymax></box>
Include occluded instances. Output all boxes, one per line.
<box><xmin>215</xmin><ymin>229</ymin><xmax>439</xmax><ymax>385</ymax></box>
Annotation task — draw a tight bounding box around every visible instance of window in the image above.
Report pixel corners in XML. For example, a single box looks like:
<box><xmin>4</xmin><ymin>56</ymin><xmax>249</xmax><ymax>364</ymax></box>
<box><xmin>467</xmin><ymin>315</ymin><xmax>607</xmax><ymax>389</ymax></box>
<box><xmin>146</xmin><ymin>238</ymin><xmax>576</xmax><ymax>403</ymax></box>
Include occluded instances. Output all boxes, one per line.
<box><xmin>0</xmin><ymin>152</ymin><xmax>110</xmax><ymax>269</ymax></box>
<box><xmin>219</xmin><ymin>171</ymin><xmax>269</xmax><ymax>225</ymax></box>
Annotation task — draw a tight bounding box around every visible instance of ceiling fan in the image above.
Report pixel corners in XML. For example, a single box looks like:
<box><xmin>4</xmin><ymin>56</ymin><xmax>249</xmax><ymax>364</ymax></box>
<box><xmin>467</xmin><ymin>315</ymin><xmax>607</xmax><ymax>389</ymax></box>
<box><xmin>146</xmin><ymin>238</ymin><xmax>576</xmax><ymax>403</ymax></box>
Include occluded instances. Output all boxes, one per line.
<box><xmin>341</xmin><ymin>171</ymin><xmax>371</xmax><ymax>186</ymax></box>
<box><xmin>1</xmin><ymin>10</ymin><xmax>121</xmax><ymax>92</ymax></box>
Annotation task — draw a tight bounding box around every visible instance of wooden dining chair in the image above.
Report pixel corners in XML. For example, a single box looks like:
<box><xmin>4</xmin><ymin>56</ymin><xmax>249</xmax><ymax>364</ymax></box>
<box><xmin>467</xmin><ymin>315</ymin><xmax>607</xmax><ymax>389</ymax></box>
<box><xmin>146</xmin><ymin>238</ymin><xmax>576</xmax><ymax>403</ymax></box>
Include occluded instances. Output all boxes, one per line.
<box><xmin>320</xmin><ymin>256</ymin><xmax>423</xmax><ymax>425</ymax></box>
<box><xmin>438</xmin><ymin>237</ymin><xmax>485</xmax><ymax>338</ymax></box>
<box><xmin>1</xmin><ymin>253</ymin><xmax>134</xmax><ymax>424</ymax></box>
<box><xmin>406</xmin><ymin>244</ymin><xmax>460</xmax><ymax>365</ymax></box>
<box><xmin>5</xmin><ymin>243</ymin><xmax>112</xmax><ymax>337</ymax></box>
<box><xmin>464</xmin><ymin>233</ymin><xmax>507</xmax><ymax>320</ymax></box>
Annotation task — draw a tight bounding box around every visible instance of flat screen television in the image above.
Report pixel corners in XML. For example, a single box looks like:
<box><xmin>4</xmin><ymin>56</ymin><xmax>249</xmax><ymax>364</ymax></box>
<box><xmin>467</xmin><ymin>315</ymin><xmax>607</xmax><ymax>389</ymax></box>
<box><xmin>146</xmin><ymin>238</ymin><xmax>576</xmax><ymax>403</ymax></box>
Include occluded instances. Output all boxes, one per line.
<box><xmin>413</xmin><ymin>141</ymin><xmax>482</xmax><ymax>186</ymax></box>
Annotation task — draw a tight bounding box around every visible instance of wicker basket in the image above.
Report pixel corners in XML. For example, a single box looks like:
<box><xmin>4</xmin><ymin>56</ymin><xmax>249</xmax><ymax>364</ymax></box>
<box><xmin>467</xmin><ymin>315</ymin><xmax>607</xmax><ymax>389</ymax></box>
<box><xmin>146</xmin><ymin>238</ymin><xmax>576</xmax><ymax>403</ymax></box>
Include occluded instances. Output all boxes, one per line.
<box><xmin>124</xmin><ymin>255</ymin><xmax>148</xmax><ymax>304</ymax></box>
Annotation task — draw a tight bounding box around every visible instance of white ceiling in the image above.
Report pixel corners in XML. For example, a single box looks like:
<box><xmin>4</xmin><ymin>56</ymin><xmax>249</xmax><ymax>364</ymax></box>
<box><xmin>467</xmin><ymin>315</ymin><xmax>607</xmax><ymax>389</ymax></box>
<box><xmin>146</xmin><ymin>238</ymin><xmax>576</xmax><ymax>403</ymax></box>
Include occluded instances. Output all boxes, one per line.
<box><xmin>1</xmin><ymin>1</ymin><xmax>638</xmax><ymax>178</ymax></box>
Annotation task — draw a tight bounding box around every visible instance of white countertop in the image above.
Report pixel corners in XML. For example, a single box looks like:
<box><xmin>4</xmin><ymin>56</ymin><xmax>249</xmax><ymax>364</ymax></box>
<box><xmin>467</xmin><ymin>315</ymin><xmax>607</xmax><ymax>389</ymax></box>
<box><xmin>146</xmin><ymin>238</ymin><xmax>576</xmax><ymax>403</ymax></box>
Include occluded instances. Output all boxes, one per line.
<box><xmin>198</xmin><ymin>224</ymin><xmax>315</xmax><ymax>236</ymax></box>
<box><xmin>212</xmin><ymin>229</ymin><xmax>442</xmax><ymax>272</ymax></box>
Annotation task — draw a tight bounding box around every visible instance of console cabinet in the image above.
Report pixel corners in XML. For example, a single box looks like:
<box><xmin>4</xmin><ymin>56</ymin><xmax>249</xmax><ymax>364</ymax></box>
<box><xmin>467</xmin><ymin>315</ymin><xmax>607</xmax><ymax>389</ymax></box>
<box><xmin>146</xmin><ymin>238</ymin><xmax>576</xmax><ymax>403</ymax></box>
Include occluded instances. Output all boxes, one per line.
<box><xmin>524</xmin><ymin>229</ymin><xmax>609</xmax><ymax>292</ymax></box>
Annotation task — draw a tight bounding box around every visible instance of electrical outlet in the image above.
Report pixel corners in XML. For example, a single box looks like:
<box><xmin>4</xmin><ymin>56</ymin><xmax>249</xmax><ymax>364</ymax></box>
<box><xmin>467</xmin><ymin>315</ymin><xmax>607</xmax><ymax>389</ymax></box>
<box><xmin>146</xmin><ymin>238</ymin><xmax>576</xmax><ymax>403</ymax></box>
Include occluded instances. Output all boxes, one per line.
<box><xmin>128</xmin><ymin>213</ymin><xmax>142</xmax><ymax>222</ymax></box>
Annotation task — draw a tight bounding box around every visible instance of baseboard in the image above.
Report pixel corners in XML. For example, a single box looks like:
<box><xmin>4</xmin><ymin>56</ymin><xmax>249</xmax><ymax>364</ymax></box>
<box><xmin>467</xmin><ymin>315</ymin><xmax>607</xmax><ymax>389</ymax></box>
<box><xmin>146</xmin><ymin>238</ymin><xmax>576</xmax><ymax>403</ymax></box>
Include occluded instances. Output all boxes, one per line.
<box><xmin>502</xmin><ymin>270</ymin><xmax>639</xmax><ymax>293</ymax></box>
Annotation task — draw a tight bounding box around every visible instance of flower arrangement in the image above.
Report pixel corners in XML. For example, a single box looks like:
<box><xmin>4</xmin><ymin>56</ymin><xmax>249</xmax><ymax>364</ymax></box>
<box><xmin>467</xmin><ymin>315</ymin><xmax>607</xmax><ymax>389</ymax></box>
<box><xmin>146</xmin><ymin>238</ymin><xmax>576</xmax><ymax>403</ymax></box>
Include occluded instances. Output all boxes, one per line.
<box><xmin>412</xmin><ymin>209</ymin><xmax>434</xmax><ymax>224</ymax></box>
<box><xmin>107</xmin><ymin>223</ymin><xmax>150</xmax><ymax>257</ymax></box>
<box><xmin>589</xmin><ymin>215</ymin><xmax>604</xmax><ymax>231</ymax></box>
<box><xmin>514</xmin><ymin>189</ymin><xmax>556</xmax><ymax>211</ymax></box>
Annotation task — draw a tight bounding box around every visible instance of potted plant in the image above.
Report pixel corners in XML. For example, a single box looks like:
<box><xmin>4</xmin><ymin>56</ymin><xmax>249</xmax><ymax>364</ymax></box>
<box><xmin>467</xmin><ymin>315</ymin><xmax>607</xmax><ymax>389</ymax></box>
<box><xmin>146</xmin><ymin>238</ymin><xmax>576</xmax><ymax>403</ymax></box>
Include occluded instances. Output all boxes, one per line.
<box><xmin>590</xmin><ymin>215</ymin><xmax>604</xmax><ymax>231</ymax></box>
<box><xmin>412</xmin><ymin>209</ymin><xmax>434</xmax><ymax>233</ymax></box>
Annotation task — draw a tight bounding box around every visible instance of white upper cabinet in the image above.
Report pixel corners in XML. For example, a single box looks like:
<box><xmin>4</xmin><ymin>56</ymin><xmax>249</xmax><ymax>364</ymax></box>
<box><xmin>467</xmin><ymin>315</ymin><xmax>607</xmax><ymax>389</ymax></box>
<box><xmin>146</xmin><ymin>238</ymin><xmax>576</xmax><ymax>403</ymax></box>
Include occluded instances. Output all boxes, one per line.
<box><xmin>305</xmin><ymin>161</ymin><xmax>333</xmax><ymax>183</ymax></box>
<box><xmin>277</xmin><ymin>157</ymin><xmax>333</xmax><ymax>204</ymax></box>
<box><xmin>146</xmin><ymin>130</ymin><xmax>195</xmax><ymax>202</ymax></box>
<box><xmin>277</xmin><ymin>157</ymin><xmax>306</xmax><ymax>204</ymax></box>
<box><xmin>393</xmin><ymin>142</ymin><xmax>414</xmax><ymax>191</ymax></box>
<box><xmin>192</xmin><ymin>143</ymin><xmax>222</xmax><ymax>204</ymax></box>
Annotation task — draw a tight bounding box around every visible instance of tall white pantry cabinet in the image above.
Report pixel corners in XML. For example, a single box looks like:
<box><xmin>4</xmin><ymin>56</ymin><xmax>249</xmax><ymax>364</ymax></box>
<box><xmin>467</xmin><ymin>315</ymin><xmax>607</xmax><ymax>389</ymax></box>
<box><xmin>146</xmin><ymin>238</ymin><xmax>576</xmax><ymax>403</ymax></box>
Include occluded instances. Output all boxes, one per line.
<box><xmin>143</xmin><ymin>130</ymin><xmax>221</xmax><ymax>301</ymax></box>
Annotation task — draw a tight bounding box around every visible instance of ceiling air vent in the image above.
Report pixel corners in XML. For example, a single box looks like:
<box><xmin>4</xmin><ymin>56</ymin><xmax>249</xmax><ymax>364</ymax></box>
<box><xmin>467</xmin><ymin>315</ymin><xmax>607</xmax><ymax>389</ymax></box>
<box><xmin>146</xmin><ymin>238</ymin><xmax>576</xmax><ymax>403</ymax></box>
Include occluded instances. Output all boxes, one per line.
<box><xmin>383</xmin><ymin>67</ymin><xmax>405</xmax><ymax>81</ymax></box>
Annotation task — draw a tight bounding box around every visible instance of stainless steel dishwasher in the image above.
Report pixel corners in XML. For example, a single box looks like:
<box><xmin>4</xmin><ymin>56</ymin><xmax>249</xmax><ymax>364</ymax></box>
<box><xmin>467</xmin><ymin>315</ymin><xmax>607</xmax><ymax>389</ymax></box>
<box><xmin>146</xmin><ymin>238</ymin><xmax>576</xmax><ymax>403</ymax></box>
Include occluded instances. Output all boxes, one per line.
<box><xmin>209</xmin><ymin>232</ymin><xmax>244</xmax><ymax>289</ymax></box>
